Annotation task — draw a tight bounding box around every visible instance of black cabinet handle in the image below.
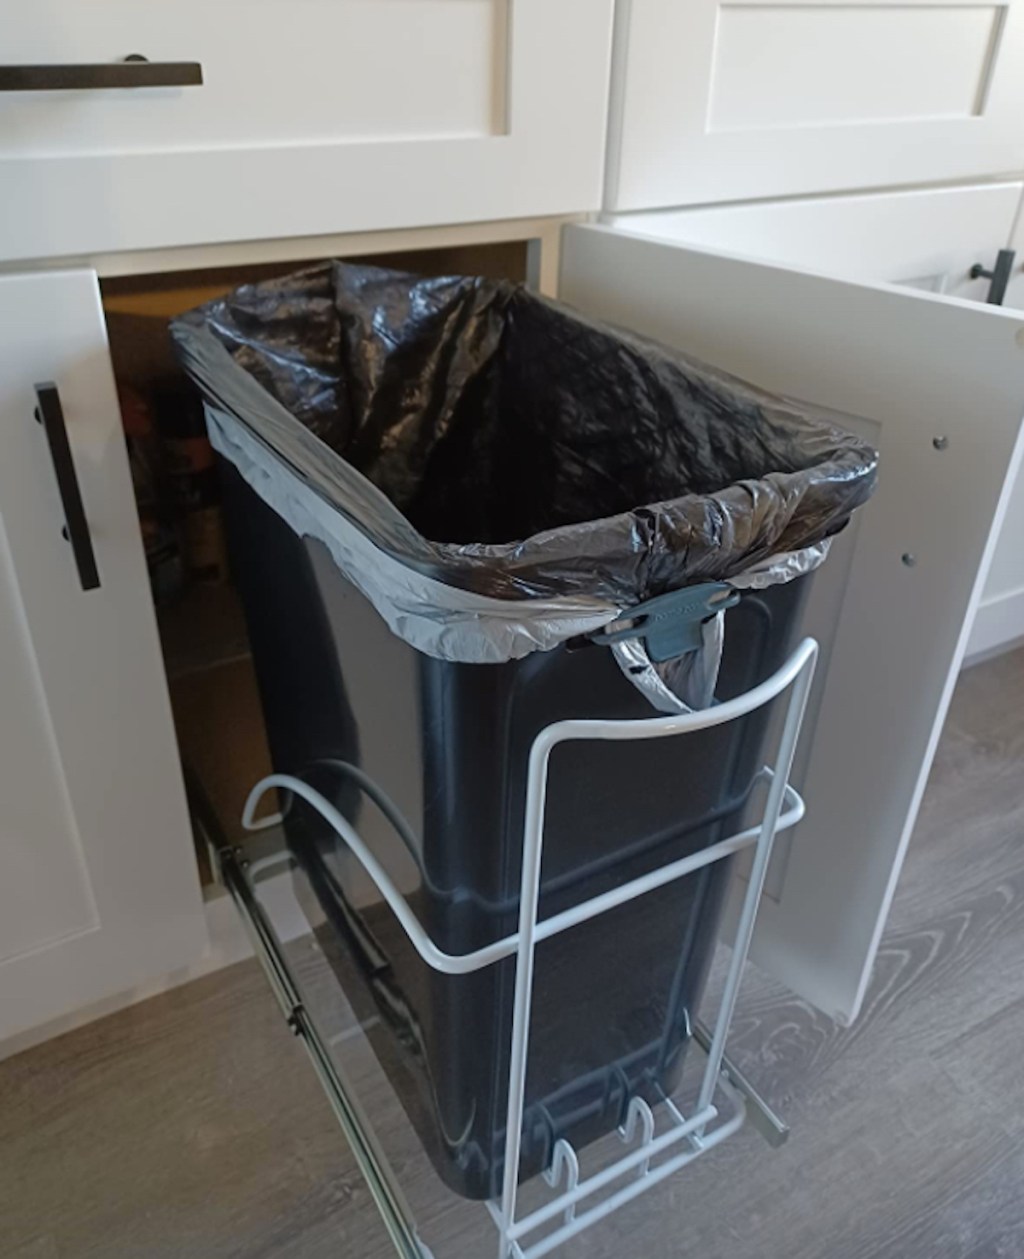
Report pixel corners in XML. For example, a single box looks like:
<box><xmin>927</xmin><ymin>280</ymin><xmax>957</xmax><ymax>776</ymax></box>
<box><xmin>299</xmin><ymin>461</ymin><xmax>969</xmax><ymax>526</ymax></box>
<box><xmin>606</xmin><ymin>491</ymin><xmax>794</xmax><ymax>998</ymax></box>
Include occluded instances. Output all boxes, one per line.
<box><xmin>34</xmin><ymin>383</ymin><xmax>101</xmax><ymax>592</ymax></box>
<box><xmin>0</xmin><ymin>55</ymin><xmax>202</xmax><ymax>92</ymax></box>
<box><xmin>970</xmin><ymin>248</ymin><xmax>1017</xmax><ymax>306</ymax></box>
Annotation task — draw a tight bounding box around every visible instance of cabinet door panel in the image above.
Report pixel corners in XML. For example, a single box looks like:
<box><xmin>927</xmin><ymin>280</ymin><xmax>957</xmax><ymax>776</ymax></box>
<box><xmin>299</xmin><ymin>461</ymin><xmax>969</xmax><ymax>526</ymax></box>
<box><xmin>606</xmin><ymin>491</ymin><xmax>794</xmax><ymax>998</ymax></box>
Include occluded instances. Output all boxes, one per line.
<box><xmin>0</xmin><ymin>1</ymin><xmax>613</xmax><ymax>262</ymax></box>
<box><xmin>0</xmin><ymin>269</ymin><xmax>204</xmax><ymax>1042</ymax></box>
<box><xmin>611</xmin><ymin>185</ymin><xmax>1024</xmax><ymax>657</ymax></box>
<box><xmin>0</xmin><ymin>525</ymin><xmax>98</xmax><ymax>962</ymax></box>
<box><xmin>607</xmin><ymin>0</ymin><xmax>1024</xmax><ymax>210</ymax></box>
<box><xmin>560</xmin><ymin>223</ymin><xmax>1024</xmax><ymax>1022</ymax></box>
<box><xmin>612</xmin><ymin>183</ymin><xmax>1024</xmax><ymax>300</ymax></box>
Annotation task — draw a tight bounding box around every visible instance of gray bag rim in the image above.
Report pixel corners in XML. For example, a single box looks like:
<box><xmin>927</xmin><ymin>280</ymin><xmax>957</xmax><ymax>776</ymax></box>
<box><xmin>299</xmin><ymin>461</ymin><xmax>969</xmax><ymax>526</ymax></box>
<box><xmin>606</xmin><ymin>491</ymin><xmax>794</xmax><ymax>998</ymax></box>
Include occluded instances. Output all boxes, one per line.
<box><xmin>206</xmin><ymin>401</ymin><xmax>827</xmax><ymax>707</ymax></box>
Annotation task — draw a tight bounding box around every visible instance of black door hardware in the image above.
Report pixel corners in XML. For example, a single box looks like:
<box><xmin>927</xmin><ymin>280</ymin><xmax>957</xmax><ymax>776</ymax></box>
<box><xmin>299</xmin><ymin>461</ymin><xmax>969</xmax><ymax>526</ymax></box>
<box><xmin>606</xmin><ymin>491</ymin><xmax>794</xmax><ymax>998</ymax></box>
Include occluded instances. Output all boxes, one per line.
<box><xmin>970</xmin><ymin>248</ymin><xmax>1017</xmax><ymax>306</ymax></box>
<box><xmin>34</xmin><ymin>383</ymin><xmax>101</xmax><ymax>592</ymax></box>
<box><xmin>0</xmin><ymin>55</ymin><xmax>202</xmax><ymax>92</ymax></box>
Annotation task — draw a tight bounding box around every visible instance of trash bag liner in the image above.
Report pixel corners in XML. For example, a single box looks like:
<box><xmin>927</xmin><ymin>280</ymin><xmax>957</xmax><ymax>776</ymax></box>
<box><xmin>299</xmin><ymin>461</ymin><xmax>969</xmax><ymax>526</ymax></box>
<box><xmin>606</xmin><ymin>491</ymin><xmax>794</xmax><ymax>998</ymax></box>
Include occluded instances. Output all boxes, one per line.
<box><xmin>170</xmin><ymin>262</ymin><xmax>878</xmax><ymax>673</ymax></box>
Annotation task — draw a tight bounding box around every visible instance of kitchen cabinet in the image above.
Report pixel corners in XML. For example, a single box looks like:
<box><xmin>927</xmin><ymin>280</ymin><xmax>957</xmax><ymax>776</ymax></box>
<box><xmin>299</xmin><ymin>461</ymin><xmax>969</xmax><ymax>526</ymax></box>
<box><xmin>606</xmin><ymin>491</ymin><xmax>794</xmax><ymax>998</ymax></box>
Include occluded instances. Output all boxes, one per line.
<box><xmin>0</xmin><ymin>269</ymin><xmax>205</xmax><ymax>1044</ymax></box>
<box><xmin>1</xmin><ymin>0</ymin><xmax>1022</xmax><ymax>1065</ymax></box>
<box><xmin>606</xmin><ymin>0</ymin><xmax>1024</xmax><ymax>210</ymax></box>
<box><xmin>2</xmin><ymin>207</ymin><xmax>1023</xmax><ymax>1041</ymax></box>
<box><xmin>0</xmin><ymin>0</ymin><xmax>614</xmax><ymax>263</ymax></box>
<box><xmin>612</xmin><ymin>182</ymin><xmax>1024</xmax><ymax>300</ymax></box>
<box><xmin>0</xmin><ymin>236</ymin><xmax>545</xmax><ymax>1047</ymax></box>
<box><xmin>608</xmin><ymin>182</ymin><xmax>1024</xmax><ymax>659</ymax></box>
<box><xmin>561</xmin><ymin>220</ymin><xmax>1024</xmax><ymax>1022</ymax></box>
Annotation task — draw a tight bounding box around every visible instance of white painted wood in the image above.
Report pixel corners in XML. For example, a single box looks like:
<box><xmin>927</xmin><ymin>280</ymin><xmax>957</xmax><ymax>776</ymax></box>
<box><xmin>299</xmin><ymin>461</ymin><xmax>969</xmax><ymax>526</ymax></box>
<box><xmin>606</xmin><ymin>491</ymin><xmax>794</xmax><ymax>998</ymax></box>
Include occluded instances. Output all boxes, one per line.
<box><xmin>32</xmin><ymin>215</ymin><xmax>581</xmax><ymax>283</ymax></box>
<box><xmin>0</xmin><ymin>1</ymin><xmax>613</xmax><ymax>263</ymax></box>
<box><xmin>607</xmin><ymin>0</ymin><xmax>1024</xmax><ymax>210</ymax></box>
<box><xmin>610</xmin><ymin>183</ymin><xmax>1024</xmax><ymax>300</ymax></box>
<box><xmin>559</xmin><ymin>222</ymin><xmax>1024</xmax><ymax>1023</ymax></box>
<box><xmin>2</xmin><ymin>2</ymin><xmax>508</xmax><ymax>154</ymax></box>
<box><xmin>710</xmin><ymin>4</ymin><xmax>1002</xmax><ymax>130</ymax></box>
<box><xmin>0</xmin><ymin>269</ymin><xmax>206</xmax><ymax>1042</ymax></box>
<box><xmin>611</xmin><ymin>185</ymin><xmax>1024</xmax><ymax>658</ymax></box>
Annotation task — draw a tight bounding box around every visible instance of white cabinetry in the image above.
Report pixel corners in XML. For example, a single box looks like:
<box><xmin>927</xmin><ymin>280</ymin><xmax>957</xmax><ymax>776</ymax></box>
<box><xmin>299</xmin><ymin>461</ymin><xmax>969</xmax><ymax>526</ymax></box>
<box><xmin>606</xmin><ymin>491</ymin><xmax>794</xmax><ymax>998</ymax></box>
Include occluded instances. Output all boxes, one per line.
<box><xmin>608</xmin><ymin>183</ymin><xmax>1024</xmax><ymax>658</ymax></box>
<box><xmin>3</xmin><ymin>0</ymin><xmax>1024</xmax><ymax>1049</ymax></box>
<box><xmin>607</xmin><ymin>0</ymin><xmax>1024</xmax><ymax>210</ymax></box>
<box><xmin>0</xmin><ymin>0</ymin><xmax>614</xmax><ymax>262</ymax></box>
<box><xmin>969</xmin><ymin>193</ymin><xmax>1024</xmax><ymax>653</ymax></box>
<box><xmin>615</xmin><ymin>183</ymin><xmax>1023</xmax><ymax>299</ymax></box>
<box><xmin>0</xmin><ymin>270</ymin><xmax>205</xmax><ymax>1043</ymax></box>
<box><xmin>562</xmin><ymin>221</ymin><xmax>1024</xmax><ymax>1021</ymax></box>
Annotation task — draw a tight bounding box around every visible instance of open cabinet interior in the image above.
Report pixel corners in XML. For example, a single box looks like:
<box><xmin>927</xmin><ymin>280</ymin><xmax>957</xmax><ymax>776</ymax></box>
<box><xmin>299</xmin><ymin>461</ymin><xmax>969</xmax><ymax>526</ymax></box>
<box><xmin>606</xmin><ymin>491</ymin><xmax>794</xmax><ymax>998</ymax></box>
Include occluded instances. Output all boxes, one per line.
<box><xmin>100</xmin><ymin>239</ymin><xmax>530</xmax><ymax>887</ymax></box>
<box><xmin>76</xmin><ymin>220</ymin><xmax>1024</xmax><ymax>1256</ymax></box>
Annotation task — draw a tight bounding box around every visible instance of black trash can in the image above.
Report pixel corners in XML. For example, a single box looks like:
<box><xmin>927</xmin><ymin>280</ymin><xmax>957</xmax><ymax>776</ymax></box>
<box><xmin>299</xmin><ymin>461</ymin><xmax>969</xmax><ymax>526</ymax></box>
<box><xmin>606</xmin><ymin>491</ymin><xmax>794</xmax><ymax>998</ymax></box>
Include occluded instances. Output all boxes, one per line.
<box><xmin>172</xmin><ymin>263</ymin><xmax>876</xmax><ymax>1200</ymax></box>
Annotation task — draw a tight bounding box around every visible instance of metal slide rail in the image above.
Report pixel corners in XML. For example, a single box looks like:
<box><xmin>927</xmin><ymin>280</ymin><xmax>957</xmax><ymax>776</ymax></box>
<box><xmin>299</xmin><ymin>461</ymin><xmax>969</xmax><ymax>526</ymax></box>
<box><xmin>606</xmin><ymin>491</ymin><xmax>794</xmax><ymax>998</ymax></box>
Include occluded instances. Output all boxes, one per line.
<box><xmin>217</xmin><ymin>636</ymin><xmax>818</xmax><ymax>1259</ymax></box>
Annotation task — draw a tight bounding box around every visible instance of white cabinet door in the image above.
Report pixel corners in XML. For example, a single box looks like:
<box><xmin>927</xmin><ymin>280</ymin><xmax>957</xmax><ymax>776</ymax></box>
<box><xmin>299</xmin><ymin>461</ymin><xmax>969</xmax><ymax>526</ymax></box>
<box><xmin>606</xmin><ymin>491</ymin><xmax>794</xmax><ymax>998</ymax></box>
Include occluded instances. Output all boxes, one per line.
<box><xmin>560</xmin><ymin>223</ymin><xmax>1024</xmax><ymax>1023</ymax></box>
<box><xmin>607</xmin><ymin>0</ymin><xmax>1024</xmax><ymax>211</ymax></box>
<box><xmin>0</xmin><ymin>270</ymin><xmax>205</xmax><ymax>1042</ymax></box>
<box><xmin>971</xmin><ymin>193</ymin><xmax>1024</xmax><ymax>653</ymax></box>
<box><xmin>613</xmin><ymin>184</ymin><xmax>1024</xmax><ymax>659</ymax></box>
<box><xmin>613</xmin><ymin>182</ymin><xmax>1024</xmax><ymax>300</ymax></box>
<box><xmin>0</xmin><ymin>0</ymin><xmax>613</xmax><ymax>263</ymax></box>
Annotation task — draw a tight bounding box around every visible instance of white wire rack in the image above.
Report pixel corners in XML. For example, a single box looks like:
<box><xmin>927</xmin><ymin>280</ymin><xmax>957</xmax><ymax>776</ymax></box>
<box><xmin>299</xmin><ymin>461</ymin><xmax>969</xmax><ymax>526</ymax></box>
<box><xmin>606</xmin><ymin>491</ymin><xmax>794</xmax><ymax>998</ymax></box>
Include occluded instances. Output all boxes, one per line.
<box><xmin>226</xmin><ymin>635</ymin><xmax>818</xmax><ymax>1259</ymax></box>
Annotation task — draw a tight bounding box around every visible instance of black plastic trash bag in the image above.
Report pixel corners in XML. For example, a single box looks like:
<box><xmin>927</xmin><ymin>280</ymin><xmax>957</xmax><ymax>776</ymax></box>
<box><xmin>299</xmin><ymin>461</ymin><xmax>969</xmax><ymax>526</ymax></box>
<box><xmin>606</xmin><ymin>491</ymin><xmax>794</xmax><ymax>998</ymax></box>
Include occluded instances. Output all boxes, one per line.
<box><xmin>171</xmin><ymin>262</ymin><xmax>877</xmax><ymax>678</ymax></box>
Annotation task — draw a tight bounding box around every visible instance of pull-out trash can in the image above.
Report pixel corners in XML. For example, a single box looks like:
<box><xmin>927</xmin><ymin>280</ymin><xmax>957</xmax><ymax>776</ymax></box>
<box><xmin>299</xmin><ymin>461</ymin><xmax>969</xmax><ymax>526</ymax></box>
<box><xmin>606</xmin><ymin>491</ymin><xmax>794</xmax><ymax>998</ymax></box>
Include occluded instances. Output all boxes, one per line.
<box><xmin>172</xmin><ymin>263</ymin><xmax>877</xmax><ymax>1200</ymax></box>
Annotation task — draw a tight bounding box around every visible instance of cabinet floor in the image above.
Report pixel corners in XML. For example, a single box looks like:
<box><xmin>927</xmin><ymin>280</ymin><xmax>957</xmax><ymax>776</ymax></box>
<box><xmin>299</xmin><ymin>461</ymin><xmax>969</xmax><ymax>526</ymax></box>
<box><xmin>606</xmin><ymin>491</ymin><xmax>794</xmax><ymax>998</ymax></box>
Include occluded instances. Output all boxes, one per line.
<box><xmin>3</xmin><ymin>647</ymin><xmax>1024</xmax><ymax>1259</ymax></box>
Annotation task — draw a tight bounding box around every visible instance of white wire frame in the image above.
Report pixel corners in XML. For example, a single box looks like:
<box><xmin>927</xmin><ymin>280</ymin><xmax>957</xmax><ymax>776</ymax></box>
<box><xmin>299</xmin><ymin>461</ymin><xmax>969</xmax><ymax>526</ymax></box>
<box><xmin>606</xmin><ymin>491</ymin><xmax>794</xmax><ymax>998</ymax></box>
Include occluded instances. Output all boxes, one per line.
<box><xmin>242</xmin><ymin>635</ymin><xmax>818</xmax><ymax>1259</ymax></box>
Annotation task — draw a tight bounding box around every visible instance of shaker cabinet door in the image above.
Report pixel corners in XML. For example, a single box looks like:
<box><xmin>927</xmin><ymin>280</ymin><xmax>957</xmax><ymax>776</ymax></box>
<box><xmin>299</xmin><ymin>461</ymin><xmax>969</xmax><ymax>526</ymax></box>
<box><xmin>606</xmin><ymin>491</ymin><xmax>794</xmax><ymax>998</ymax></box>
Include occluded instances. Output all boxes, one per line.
<box><xmin>606</xmin><ymin>0</ymin><xmax>1024</xmax><ymax>210</ymax></box>
<box><xmin>0</xmin><ymin>269</ymin><xmax>204</xmax><ymax>1043</ymax></box>
<box><xmin>560</xmin><ymin>222</ymin><xmax>1024</xmax><ymax>1023</ymax></box>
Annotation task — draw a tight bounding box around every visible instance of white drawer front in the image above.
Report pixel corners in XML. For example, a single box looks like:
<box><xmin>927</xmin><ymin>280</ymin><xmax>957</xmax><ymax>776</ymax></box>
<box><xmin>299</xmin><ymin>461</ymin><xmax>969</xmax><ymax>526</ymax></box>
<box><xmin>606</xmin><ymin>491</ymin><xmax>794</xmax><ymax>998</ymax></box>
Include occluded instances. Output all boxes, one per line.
<box><xmin>611</xmin><ymin>183</ymin><xmax>1024</xmax><ymax>299</ymax></box>
<box><xmin>1</xmin><ymin>2</ymin><xmax>506</xmax><ymax>156</ymax></box>
<box><xmin>607</xmin><ymin>0</ymin><xmax>1024</xmax><ymax>210</ymax></box>
<box><xmin>0</xmin><ymin>1</ymin><xmax>613</xmax><ymax>261</ymax></box>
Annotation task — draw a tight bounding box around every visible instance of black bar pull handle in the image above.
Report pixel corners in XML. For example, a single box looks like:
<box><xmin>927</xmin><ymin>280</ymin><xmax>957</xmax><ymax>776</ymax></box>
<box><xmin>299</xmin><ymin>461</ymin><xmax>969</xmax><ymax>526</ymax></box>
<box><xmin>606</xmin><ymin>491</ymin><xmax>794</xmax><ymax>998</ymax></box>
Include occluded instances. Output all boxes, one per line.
<box><xmin>970</xmin><ymin>248</ymin><xmax>1017</xmax><ymax>306</ymax></box>
<box><xmin>34</xmin><ymin>383</ymin><xmax>101</xmax><ymax>592</ymax></box>
<box><xmin>0</xmin><ymin>55</ymin><xmax>202</xmax><ymax>92</ymax></box>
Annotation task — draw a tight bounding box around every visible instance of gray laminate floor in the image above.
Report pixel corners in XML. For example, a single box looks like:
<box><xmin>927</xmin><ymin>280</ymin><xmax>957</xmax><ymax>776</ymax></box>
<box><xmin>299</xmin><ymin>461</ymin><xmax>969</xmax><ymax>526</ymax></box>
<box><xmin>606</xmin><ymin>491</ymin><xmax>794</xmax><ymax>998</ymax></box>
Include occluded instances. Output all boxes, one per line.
<box><xmin>4</xmin><ymin>648</ymin><xmax>1024</xmax><ymax>1259</ymax></box>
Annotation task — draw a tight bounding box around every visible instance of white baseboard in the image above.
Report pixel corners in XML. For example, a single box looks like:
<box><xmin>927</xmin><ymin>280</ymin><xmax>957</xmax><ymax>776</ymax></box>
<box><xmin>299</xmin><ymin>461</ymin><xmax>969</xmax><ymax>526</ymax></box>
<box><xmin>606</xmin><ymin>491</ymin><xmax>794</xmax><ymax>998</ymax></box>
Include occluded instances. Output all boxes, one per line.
<box><xmin>966</xmin><ymin>584</ymin><xmax>1024</xmax><ymax>663</ymax></box>
<box><xmin>0</xmin><ymin>868</ymin><xmax>309</xmax><ymax>1064</ymax></box>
